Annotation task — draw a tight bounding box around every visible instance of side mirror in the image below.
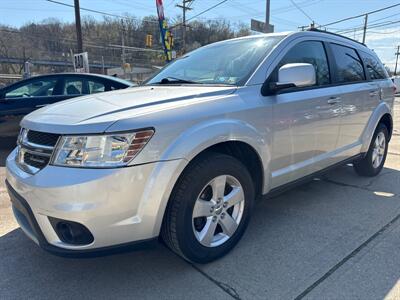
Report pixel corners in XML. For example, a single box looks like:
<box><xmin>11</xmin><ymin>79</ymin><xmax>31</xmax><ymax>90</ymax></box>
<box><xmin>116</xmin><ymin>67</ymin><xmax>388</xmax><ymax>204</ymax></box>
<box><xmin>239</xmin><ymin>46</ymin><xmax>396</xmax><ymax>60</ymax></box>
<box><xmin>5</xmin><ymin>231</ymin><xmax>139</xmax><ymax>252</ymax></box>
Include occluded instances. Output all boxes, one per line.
<box><xmin>270</xmin><ymin>63</ymin><xmax>316</xmax><ymax>92</ymax></box>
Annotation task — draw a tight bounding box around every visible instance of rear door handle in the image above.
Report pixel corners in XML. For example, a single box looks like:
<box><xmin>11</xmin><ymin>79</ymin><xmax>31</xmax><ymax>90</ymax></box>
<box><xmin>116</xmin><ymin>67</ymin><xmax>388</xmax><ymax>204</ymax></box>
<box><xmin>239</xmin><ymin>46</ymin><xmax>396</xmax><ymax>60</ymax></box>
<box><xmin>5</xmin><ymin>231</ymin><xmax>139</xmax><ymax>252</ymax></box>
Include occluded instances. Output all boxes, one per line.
<box><xmin>327</xmin><ymin>97</ymin><xmax>341</xmax><ymax>105</ymax></box>
<box><xmin>35</xmin><ymin>104</ymin><xmax>47</xmax><ymax>108</ymax></box>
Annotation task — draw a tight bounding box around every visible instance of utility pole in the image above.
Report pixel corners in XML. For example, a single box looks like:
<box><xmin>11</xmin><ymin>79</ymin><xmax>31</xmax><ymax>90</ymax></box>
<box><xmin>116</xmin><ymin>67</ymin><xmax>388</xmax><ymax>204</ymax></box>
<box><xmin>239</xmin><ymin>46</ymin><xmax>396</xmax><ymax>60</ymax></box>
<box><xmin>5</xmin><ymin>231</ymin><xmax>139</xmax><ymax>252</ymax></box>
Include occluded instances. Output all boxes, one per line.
<box><xmin>266</xmin><ymin>0</ymin><xmax>270</xmax><ymax>28</ymax></box>
<box><xmin>74</xmin><ymin>0</ymin><xmax>83</xmax><ymax>53</ymax></box>
<box><xmin>176</xmin><ymin>0</ymin><xmax>193</xmax><ymax>53</ymax></box>
<box><xmin>121</xmin><ymin>21</ymin><xmax>126</xmax><ymax>66</ymax></box>
<box><xmin>362</xmin><ymin>13</ymin><xmax>368</xmax><ymax>44</ymax></box>
<box><xmin>395</xmin><ymin>45</ymin><xmax>400</xmax><ymax>76</ymax></box>
<box><xmin>121</xmin><ymin>20</ymin><xmax>128</xmax><ymax>77</ymax></box>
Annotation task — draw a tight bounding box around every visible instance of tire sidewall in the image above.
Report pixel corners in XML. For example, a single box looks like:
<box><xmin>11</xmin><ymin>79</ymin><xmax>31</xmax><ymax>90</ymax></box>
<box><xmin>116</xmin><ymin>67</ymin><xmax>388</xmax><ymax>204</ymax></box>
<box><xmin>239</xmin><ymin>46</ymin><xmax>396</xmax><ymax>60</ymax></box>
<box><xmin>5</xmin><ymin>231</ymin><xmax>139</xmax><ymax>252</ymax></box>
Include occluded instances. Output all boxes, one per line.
<box><xmin>365</xmin><ymin>124</ymin><xmax>389</xmax><ymax>175</ymax></box>
<box><xmin>174</xmin><ymin>154</ymin><xmax>255</xmax><ymax>263</ymax></box>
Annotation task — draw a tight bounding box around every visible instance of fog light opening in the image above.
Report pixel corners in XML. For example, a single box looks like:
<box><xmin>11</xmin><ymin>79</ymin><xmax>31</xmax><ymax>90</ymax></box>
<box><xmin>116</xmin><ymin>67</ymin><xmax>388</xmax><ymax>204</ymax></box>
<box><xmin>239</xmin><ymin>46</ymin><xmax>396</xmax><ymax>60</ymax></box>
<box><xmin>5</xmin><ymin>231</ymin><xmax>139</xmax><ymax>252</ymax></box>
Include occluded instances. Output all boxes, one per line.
<box><xmin>49</xmin><ymin>217</ymin><xmax>94</xmax><ymax>245</ymax></box>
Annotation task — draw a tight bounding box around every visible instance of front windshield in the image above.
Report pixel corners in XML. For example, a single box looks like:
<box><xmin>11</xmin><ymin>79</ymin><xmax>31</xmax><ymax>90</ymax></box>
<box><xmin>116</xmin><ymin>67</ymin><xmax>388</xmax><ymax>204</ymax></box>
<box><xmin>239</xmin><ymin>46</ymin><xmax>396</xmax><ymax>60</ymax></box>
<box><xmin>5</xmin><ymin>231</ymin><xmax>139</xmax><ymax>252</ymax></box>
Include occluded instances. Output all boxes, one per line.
<box><xmin>146</xmin><ymin>35</ymin><xmax>284</xmax><ymax>86</ymax></box>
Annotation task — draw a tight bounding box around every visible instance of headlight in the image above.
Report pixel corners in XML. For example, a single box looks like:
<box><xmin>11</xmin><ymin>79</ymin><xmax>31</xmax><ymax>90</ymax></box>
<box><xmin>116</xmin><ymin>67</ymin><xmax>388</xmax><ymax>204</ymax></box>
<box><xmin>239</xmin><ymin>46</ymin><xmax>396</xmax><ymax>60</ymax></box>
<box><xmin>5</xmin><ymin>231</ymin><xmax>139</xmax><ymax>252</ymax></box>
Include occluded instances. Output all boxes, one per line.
<box><xmin>52</xmin><ymin>129</ymin><xmax>154</xmax><ymax>168</ymax></box>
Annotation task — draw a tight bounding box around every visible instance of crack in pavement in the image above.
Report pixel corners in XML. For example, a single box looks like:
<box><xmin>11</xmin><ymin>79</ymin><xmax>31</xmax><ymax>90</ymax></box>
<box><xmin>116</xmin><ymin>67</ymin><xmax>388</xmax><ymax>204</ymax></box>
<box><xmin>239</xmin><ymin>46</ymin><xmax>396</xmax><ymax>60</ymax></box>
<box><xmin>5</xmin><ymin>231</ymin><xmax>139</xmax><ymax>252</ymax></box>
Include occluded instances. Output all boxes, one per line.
<box><xmin>320</xmin><ymin>170</ymin><xmax>398</xmax><ymax>194</ymax></box>
<box><xmin>184</xmin><ymin>171</ymin><xmax>399</xmax><ymax>300</ymax></box>
<box><xmin>321</xmin><ymin>177</ymin><xmax>374</xmax><ymax>192</ymax></box>
<box><xmin>190</xmin><ymin>263</ymin><xmax>242</xmax><ymax>300</ymax></box>
<box><xmin>294</xmin><ymin>210</ymin><xmax>400</xmax><ymax>300</ymax></box>
<box><xmin>167</xmin><ymin>248</ymin><xmax>241</xmax><ymax>299</ymax></box>
<box><xmin>388</xmin><ymin>152</ymin><xmax>400</xmax><ymax>156</ymax></box>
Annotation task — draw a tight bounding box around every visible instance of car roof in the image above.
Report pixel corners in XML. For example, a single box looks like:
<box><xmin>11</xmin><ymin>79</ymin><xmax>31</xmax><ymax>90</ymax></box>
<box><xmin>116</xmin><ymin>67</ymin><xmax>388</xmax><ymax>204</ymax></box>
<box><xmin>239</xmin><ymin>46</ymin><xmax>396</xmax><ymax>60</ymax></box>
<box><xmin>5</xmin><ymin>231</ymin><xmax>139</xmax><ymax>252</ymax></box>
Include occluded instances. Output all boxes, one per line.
<box><xmin>210</xmin><ymin>30</ymin><xmax>372</xmax><ymax>54</ymax></box>
<box><xmin>2</xmin><ymin>73</ymin><xmax>134</xmax><ymax>89</ymax></box>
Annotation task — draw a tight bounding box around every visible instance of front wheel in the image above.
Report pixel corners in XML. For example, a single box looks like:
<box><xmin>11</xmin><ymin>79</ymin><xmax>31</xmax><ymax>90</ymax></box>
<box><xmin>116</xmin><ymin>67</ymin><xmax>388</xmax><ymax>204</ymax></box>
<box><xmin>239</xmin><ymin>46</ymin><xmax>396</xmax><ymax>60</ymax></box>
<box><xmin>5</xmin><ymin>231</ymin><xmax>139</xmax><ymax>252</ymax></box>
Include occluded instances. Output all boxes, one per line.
<box><xmin>161</xmin><ymin>153</ymin><xmax>255</xmax><ymax>263</ymax></box>
<box><xmin>353</xmin><ymin>123</ymin><xmax>389</xmax><ymax>177</ymax></box>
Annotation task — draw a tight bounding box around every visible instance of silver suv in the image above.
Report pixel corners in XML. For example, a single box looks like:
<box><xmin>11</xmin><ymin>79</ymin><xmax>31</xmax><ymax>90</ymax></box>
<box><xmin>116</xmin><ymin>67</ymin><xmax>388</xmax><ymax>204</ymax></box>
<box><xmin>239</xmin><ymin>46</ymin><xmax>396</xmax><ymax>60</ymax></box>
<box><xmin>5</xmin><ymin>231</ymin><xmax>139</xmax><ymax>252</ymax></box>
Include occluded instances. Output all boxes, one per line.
<box><xmin>6</xmin><ymin>30</ymin><xmax>395</xmax><ymax>263</ymax></box>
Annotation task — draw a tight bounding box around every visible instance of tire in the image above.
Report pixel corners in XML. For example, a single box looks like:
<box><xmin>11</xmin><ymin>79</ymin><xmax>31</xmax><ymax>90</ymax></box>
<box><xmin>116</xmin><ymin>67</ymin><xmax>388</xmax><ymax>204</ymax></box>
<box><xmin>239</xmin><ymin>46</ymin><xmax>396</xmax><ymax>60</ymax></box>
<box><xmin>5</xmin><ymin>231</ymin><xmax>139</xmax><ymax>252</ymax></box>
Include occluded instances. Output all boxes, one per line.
<box><xmin>353</xmin><ymin>123</ymin><xmax>389</xmax><ymax>177</ymax></box>
<box><xmin>161</xmin><ymin>153</ymin><xmax>255</xmax><ymax>264</ymax></box>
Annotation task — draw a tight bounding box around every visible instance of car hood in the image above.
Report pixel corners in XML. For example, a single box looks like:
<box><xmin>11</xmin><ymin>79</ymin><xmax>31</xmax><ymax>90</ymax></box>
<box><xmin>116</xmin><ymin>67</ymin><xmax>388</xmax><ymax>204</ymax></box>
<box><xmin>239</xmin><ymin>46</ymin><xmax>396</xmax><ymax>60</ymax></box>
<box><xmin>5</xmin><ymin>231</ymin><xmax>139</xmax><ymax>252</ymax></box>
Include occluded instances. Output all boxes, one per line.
<box><xmin>22</xmin><ymin>85</ymin><xmax>237</xmax><ymax>134</ymax></box>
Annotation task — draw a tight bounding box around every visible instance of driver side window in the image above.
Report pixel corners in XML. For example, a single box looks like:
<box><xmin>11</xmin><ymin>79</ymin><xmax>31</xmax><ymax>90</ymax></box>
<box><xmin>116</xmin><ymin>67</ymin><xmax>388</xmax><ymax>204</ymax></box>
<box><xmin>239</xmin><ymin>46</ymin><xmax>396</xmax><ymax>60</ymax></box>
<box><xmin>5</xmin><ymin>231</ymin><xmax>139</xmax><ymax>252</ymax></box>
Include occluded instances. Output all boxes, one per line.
<box><xmin>5</xmin><ymin>79</ymin><xmax>57</xmax><ymax>98</ymax></box>
<box><xmin>275</xmin><ymin>41</ymin><xmax>331</xmax><ymax>86</ymax></box>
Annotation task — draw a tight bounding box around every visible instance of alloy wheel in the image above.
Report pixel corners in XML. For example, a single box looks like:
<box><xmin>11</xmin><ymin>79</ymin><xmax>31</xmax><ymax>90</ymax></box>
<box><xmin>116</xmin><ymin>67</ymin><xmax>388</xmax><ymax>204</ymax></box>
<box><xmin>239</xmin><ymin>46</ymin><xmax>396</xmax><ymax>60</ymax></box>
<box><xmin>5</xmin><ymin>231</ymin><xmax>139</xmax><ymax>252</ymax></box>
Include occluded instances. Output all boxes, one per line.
<box><xmin>192</xmin><ymin>175</ymin><xmax>245</xmax><ymax>247</ymax></box>
<box><xmin>372</xmin><ymin>132</ymin><xmax>386</xmax><ymax>168</ymax></box>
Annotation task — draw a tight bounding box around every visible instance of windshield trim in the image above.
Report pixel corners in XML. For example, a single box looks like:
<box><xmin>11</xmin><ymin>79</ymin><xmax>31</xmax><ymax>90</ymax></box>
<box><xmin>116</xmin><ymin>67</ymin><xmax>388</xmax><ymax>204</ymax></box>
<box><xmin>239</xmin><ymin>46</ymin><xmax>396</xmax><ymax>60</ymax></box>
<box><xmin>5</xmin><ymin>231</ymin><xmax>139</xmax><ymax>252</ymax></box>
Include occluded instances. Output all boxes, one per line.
<box><xmin>143</xmin><ymin>82</ymin><xmax>237</xmax><ymax>87</ymax></box>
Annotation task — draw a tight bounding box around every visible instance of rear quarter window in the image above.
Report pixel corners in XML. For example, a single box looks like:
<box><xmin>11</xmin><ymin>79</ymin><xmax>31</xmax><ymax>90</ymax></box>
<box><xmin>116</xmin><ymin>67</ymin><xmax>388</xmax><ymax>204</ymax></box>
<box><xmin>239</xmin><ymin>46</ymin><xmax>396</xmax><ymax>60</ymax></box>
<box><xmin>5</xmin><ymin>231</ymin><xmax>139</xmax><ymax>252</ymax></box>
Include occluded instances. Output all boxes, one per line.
<box><xmin>360</xmin><ymin>51</ymin><xmax>388</xmax><ymax>80</ymax></box>
<box><xmin>330</xmin><ymin>43</ymin><xmax>365</xmax><ymax>83</ymax></box>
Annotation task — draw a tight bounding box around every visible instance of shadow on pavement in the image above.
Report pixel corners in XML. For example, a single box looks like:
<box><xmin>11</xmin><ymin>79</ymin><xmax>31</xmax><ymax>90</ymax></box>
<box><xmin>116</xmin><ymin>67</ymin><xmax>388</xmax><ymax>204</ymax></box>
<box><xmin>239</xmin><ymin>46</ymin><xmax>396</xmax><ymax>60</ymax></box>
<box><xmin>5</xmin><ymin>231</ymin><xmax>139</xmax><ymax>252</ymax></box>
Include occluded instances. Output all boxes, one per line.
<box><xmin>1</xmin><ymin>164</ymin><xmax>399</xmax><ymax>299</ymax></box>
<box><xmin>0</xmin><ymin>229</ymin><xmax>229</xmax><ymax>299</ymax></box>
<box><xmin>198</xmin><ymin>164</ymin><xmax>400</xmax><ymax>299</ymax></box>
<box><xmin>0</xmin><ymin>148</ymin><xmax>11</xmax><ymax>167</ymax></box>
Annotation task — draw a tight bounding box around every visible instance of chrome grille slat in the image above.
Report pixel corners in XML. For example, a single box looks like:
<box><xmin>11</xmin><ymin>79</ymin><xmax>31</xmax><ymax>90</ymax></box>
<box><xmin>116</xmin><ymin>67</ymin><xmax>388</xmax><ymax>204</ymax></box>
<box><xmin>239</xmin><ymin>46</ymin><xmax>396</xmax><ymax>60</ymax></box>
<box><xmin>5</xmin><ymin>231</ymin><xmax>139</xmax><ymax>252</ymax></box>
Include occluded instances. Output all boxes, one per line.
<box><xmin>22</xmin><ymin>140</ymin><xmax>54</xmax><ymax>151</ymax></box>
<box><xmin>27</xmin><ymin>130</ymin><xmax>60</xmax><ymax>147</ymax></box>
<box><xmin>16</xmin><ymin>129</ymin><xmax>60</xmax><ymax>174</ymax></box>
<box><xmin>21</xmin><ymin>147</ymin><xmax>52</xmax><ymax>158</ymax></box>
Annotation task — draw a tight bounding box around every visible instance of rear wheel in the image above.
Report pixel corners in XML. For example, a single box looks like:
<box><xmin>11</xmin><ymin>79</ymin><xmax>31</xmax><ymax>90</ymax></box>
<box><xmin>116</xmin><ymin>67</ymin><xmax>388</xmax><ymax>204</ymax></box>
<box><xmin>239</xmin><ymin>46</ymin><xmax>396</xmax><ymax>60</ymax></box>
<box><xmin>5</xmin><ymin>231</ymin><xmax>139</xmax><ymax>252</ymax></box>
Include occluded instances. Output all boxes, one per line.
<box><xmin>161</xmin><ymin>153</ymin><xmax>255</xmax><ymax>263</ymax></box>
<box><xmin>353</xmin><ymin>123</ymin><xmax>389</xmax><ymax>177</ymax></box>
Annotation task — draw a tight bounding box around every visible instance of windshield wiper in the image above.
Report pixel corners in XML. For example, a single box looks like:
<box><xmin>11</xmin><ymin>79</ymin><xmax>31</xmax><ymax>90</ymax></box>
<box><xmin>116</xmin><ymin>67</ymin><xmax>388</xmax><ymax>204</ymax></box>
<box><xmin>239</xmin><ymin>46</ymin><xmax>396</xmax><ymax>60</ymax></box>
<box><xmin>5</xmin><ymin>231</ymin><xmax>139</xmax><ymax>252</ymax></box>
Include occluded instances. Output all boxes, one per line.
<box><xmin>156</xmin><ymin>77</ymin><xmax>199</xmax><ymax>84</ymax></box>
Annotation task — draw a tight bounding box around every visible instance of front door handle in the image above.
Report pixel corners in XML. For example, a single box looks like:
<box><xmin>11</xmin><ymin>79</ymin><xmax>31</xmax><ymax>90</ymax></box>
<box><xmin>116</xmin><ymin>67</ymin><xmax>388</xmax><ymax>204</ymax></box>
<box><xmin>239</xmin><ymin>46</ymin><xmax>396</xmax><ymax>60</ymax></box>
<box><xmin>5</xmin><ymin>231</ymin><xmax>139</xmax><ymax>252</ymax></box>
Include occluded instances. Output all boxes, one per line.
<box><xmin>327</xmin><ymin>97</ymin><xmax>341</xmax><ymax>105</ymax></box>
<box><xmin>369</xmin><ymin>90</ymin><xmax>379</xmax><ymax>97</ymax></box>
<box><xmin>35</xmin><ymin>104</ymin><xmax>47</xmax><ymax>108</ymax></box>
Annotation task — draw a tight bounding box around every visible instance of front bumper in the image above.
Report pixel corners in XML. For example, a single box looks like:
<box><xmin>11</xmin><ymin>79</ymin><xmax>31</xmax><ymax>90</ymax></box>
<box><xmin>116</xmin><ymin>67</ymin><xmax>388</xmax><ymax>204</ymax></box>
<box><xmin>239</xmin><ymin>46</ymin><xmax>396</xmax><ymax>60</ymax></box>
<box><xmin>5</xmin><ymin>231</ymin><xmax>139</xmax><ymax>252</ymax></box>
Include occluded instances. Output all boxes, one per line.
<box><xmin>6</xmin><ymin>148</ymin><xmax>185</xmax><ymax>256</ymax></box>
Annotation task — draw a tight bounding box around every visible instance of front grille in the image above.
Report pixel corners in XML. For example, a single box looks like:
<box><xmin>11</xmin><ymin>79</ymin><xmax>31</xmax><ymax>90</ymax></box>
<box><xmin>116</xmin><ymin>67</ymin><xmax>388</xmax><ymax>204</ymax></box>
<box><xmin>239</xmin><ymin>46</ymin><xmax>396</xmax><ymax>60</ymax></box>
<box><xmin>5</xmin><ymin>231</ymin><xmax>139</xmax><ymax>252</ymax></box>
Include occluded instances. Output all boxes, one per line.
<box><xmin>27</xmin><ymin>130</ymin><xmax>60</xmax><ymax>147</ymax></box>
<box><xmin>23</xmin><ymin>151</ymin><xmax>51</xmax><ymax>170</ymax></box>
<box><xmin>16</xmin><ymin>129</ymin><xmax>60</xmax><ymax>174</ymax></box>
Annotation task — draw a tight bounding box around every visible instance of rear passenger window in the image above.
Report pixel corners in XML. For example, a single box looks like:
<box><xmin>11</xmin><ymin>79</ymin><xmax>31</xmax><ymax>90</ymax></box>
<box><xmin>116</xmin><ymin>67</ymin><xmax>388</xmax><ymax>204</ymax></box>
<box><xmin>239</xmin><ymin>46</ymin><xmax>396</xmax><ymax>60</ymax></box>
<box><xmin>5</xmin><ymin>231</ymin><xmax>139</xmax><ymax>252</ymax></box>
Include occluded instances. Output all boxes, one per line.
<box><xmin>330</xmin><ymin>44</ymin><xmax>365</xmax><ymax>83</ymax></box>
<box><xmin>63</xmin><ymin>79</ymin><xmax>83</xmax><ymax>95</ymax></box>
<box><xmin>360</xmin><ymin>52</ymin><xmax>387</xmax><ymax>80</ymax></box>
<box><xmin>88</xmin><ymin>81</ymin><xmax>105</xmax><ymax>94</ymax></box>
<box><xmin>278</xmin><ymin>41</ymin><xmax>330</xmax><ymax>86</ymax></box>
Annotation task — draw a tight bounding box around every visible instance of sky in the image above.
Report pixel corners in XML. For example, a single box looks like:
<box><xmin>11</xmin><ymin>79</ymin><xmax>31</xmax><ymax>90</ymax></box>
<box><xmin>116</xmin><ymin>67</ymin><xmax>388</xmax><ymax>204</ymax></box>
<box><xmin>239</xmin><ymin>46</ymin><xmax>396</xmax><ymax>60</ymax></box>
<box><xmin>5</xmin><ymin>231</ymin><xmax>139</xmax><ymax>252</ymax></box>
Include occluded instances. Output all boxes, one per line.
<box><xmin>0</xmin><ymin>0</ymin><xmax>399</xmax><ymax>70</ymax></box>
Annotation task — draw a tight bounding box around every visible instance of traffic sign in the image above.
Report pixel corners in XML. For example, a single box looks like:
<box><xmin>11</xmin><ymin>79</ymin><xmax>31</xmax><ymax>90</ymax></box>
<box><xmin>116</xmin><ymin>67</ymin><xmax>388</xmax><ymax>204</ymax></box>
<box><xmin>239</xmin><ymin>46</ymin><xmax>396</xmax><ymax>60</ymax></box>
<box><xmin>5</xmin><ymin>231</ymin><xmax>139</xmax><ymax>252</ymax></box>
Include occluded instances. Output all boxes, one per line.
<box><xmin>73</xmin><ymin>52</ymin><xmax>89</xmax><ymax>73</ymax></box>
<box><xmin>251</xmin><ymin>19</ymin><xmax>274</xmax><ymax>33</ymax></box>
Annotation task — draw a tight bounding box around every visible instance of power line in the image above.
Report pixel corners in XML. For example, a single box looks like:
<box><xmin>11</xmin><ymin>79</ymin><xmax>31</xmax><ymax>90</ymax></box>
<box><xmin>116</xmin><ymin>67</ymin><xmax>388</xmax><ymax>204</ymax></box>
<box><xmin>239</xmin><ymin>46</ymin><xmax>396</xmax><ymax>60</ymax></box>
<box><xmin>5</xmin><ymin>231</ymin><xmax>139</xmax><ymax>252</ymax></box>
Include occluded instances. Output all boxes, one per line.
<box><xmin>337</xmin><ymin>19</ymin><xmax>400</xmax><ymax>35</ymax></box>
<box><xmin>227</xmin><ymin>0</ymin><xmax>322</xmax><ymax>18</ymax></box>
<box><xmin>0</xmin><ymin>28</ymin><xmax>163</xmax><ymax>53</ymax></box>
<box><xmin>290</xmin><ymin>0</ymin><xmax>315</xmax><ymax>23</ymax></box>
<box><xmin>176</xmin><ymin>0</ymin><xmax>194</xmax><ymax>53</ymax></box>
<box><xmin>46</xmin><ymin>0</ymin><xmax>159</xmax><ymax>23</ymax></box>
<box><xmin>186</xmin><ymin>0</ymin><xmax>229</xmax><ymax>22</ymax></box>
<box><xmin>330</xmin><ymin>16</ymin><xmax>400</xmax><ymax>35</ymax></box>
<box><xmin>318</xmin><ymin>3</ymin><xmax>400</xmax><ymax>28</ymax></box>
<box><xmin>368</xmin><ymin>11</ymin><xmax>400</xmax><ymax>24</ymax></box>
<box><xmin>368</xmin><ymin>29</ymin><xmax>400</xmax><ymax>34</ymax></box>
<box><xmin>274</xmin><ymin>0</ymin><xmax>323</xmax><ymax>15</ymax></box>
<box><xmin>170</xmin><ymin>0</ymin><xmax>229</xmax><ymax>29</ymax></box>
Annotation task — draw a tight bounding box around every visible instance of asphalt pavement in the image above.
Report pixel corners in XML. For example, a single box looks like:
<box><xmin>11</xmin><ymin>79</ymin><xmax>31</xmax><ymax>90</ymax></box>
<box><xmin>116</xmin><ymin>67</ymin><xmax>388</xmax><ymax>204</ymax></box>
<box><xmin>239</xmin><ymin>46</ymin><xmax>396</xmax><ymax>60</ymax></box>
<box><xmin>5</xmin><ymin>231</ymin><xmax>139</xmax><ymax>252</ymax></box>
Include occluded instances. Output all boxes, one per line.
<box><xmin>0</xmin><ymin>99</ymin><xmax>399</xmax><ymax>300</ymax></box>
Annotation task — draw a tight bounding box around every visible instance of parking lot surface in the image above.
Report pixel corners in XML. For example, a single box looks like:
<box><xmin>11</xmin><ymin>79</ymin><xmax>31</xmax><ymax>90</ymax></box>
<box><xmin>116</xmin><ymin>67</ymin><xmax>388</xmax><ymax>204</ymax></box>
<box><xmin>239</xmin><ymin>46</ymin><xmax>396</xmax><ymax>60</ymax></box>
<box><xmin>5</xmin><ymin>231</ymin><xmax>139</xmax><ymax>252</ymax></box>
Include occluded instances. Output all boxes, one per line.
<box><xmin>0</xmin><ymin>99</ymin><xmax>399</xmax><ymax>300</ymax></box>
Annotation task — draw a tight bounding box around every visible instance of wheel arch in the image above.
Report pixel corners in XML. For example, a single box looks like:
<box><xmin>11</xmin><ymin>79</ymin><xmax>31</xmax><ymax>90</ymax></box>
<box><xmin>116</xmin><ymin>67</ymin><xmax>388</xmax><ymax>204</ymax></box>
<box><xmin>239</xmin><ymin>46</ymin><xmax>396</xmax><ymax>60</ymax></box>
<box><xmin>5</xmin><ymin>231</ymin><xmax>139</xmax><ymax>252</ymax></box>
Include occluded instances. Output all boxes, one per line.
<box><xmin>152</xmin><ymin>119</ymin><xmax>271</xmax><ymax>237</ymax></box>
<box><xmin>379</xmin><ymin>113</ymin><xmax>393</xmax><ymax>141</ymax></box>
<box><xmin>158</xmin><ymin>118</ymin><xmax>271</xmax><ymax>191</ymax></box>
<box><xmin>360</xmin><ymin>102</ymin><xmax>393</xmax><ymax>153</ymax></box>
<box><xmin>175</xmin><ymin>140</ymin><xmax>265</xmax><ymax>198</ymax></box>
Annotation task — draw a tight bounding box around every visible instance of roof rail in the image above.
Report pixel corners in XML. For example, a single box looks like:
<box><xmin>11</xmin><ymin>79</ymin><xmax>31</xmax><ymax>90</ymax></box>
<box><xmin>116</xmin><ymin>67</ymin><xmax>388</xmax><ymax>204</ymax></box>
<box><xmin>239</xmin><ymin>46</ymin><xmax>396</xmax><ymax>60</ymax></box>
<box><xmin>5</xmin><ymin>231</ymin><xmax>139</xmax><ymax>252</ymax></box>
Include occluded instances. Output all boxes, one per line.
<box><xmin>306</xmin><ymin>28</ymin><xmax>367</xmax><ymax>47</ymax></box>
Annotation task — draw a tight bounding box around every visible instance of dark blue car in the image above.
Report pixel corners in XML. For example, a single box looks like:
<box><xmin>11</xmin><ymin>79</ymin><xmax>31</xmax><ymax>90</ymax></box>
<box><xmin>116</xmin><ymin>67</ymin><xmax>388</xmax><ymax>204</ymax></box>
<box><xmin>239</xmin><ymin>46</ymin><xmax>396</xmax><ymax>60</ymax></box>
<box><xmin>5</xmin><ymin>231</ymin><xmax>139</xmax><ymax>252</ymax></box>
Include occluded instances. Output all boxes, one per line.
<box><xmin>0</xmin><ymin>73</ymin><xmax>134</xmax><ymax>149</ymax></box>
